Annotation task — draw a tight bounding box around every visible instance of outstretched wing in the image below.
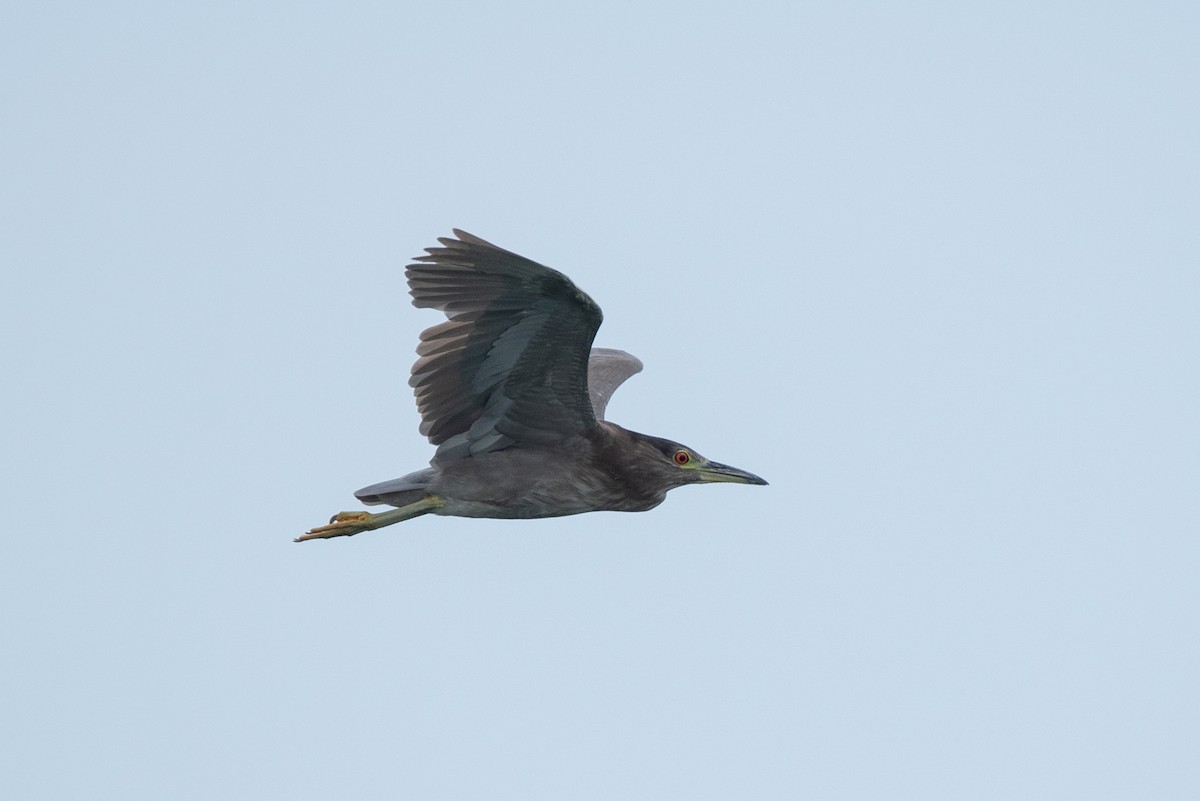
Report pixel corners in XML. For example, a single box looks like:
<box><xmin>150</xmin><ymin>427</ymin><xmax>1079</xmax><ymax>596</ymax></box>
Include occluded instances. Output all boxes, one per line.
<box><xmin>587</xmin><ymin>348</ymin><xmax>643</xmax><ymax>421</ymax></box>
<box><xmin>407</xmin><ymin>230</ymin><xmax>603</xmax><ymax>459</ymax></box>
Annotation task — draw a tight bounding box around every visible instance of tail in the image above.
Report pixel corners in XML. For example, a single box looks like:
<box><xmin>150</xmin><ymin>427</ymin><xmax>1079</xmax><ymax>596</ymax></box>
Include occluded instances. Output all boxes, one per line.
<box><xmin>354</xmin><ymin>468</ymin><xmax>436</xmax><ymax>507</ymax></box>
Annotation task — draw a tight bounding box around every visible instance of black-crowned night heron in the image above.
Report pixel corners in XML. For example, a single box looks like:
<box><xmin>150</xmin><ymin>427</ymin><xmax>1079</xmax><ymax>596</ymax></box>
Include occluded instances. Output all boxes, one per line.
<box><xmin>297</xmin><ymin>230</ymin><xmax>766</xmax><ymax>542</ymax></box>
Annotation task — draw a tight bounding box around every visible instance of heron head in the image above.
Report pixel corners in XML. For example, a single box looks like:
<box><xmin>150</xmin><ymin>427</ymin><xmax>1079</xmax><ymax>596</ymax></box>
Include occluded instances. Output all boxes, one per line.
<box><xmin>640</xmin><ymin>434</ymin><xmax>769</xmax><ymax>488</ymax></box>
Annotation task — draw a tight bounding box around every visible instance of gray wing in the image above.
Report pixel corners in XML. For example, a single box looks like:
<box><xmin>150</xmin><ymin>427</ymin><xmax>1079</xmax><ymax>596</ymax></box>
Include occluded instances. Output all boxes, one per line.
<box><xmin>407</xmin><ymin>230</ymin><xmax>603</xmax><ymax>459</ymax></box>
<box><xmin>587</xmin><ymin>348</ymin><xmax>643</xmax><ymax>421</ymax></box>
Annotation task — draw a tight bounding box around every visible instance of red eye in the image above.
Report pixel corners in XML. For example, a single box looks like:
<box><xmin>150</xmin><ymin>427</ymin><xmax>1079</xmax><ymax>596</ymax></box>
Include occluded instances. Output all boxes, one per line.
<box><xmin>673</xmin><ymin>450</ymin><xmax>690</xmax><ymax>465</ymax></box>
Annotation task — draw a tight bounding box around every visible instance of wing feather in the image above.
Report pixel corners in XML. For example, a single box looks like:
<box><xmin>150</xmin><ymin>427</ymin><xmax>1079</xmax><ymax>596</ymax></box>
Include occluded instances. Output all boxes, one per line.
<box><xmin>406</xmin><ymin>230</ymin><xmax>603</xmax><ymax>458</ymax></box>
<box><xmin>587</xmin><ymin>348</ymin><xmax>644</xmax><ymax>420</ymax></box>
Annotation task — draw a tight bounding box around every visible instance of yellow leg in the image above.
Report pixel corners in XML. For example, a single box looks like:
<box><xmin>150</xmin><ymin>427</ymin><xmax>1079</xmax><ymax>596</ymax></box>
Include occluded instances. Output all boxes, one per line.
<box><xmin>295</xmin><ymin>496</ymin><xmax>444</xmax><ymax>542</ymax></box>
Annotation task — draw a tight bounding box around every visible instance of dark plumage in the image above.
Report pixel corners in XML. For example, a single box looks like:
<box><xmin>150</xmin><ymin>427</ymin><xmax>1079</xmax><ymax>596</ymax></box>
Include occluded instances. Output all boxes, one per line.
<box><xmin>298</xmin><ymin>230</ymin><xmax>766</xmax><ymax>542</ymax></box>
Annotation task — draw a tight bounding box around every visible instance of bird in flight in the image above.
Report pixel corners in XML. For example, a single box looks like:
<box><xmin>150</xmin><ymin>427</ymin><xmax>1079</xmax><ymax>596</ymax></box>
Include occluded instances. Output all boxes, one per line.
<box><xmin>297</xmin><ymin>230</ymin><xmax>766</xmax><ymax>542</ymax></box>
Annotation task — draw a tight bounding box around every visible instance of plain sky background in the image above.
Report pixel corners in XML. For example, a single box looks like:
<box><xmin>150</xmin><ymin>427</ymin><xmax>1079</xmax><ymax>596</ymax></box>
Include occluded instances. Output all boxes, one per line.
<box><xmin>2</xmin><ymin>2</ymin><xmax>1197</xmax><ymax>799</ymax></box>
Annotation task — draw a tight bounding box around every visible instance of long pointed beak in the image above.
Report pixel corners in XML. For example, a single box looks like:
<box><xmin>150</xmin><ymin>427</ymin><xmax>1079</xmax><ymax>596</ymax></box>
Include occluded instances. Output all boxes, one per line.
<box><xmin>695</xmin><ymin>460</ymin><xmax>768</xmax><ymax>485</ymax></box>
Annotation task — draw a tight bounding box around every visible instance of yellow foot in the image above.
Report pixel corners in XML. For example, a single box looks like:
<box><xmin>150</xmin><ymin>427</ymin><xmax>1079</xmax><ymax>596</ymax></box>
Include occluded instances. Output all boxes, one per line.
<box><xmin>294</xmin><ymin>496</ymin><xmax>445</xmax><ymax>543</ymax></box>
<box><xmin>295</xmin><ymin>511</ymin><xmax>374</xmax><ymax>542</ymax></box>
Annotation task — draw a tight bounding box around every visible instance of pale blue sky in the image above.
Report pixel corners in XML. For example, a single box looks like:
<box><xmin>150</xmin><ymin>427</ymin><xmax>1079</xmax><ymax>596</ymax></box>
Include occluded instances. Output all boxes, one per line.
<box><xmin>2</xmin><ymin>2</ymin><xmax>1198</xmax><ymax>799</ymax></box>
